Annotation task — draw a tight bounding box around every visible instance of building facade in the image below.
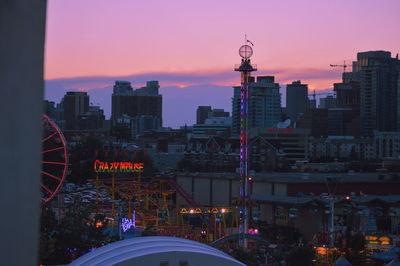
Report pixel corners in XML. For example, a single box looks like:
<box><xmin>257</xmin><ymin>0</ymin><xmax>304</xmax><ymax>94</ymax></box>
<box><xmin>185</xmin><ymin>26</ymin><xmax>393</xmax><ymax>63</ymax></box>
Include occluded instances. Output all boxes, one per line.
<box><xmin>111</xmin><ymin>80</ymin><xmax>162</xmax><ymax>137</ymax></box>
<box><xmin>318</xmin><ymin>95</ymin><xmax>336</xmax><ymax>109</ymax></box>
<box><xmin>232</xmin><ymin>76</ymin><xmax>282</xmax><ymax>135</ymax></box>
<box><xmin>251</xmin><ymin>128</ymin><xmax>309</xmax><ymax>162</ymax></box>
<box><xmin>356</xmin><ymin>51</ymin><xmax>400</xmax><ymax>136</ymax></box>
<box><xmin>196</xmin><ymin>106</ymin><xmax>212</xmax><ymax>124</ymax></box>
<box><xmin>286</xmin><ymin>80</ymin><xmax>308</xmax><ymax>122</ymax></box>
<box><xmin>374</xmin><ymin>130</ymin><xmax>400</xmax><ymax>159</ymax></box>
<box><xmin>61</xmin><ymin>91</ymin><xmax>89</xmax><ymax>130</ymax></box>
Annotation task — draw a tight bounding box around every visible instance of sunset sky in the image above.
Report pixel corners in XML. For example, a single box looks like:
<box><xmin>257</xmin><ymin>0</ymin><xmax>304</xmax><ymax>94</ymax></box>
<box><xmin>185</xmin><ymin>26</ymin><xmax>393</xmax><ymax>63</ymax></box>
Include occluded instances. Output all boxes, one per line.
<box><xmin>45</xmin><ymin>0</ymin><xmax>400</xmax><ymax>127</ymax></box>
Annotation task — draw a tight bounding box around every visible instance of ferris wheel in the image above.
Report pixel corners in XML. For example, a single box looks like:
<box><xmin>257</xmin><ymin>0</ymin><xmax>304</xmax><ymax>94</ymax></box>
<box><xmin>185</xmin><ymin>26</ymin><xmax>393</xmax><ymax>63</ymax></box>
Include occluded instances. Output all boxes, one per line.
<box><xmin>41</xmin><ymin>115</ymin><xmax>68</xmax><ymax>203</ymax></box>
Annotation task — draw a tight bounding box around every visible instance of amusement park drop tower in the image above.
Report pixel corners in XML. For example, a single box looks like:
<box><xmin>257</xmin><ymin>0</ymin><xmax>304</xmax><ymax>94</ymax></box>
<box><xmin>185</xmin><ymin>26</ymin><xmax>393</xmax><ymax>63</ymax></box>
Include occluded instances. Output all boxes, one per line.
<box><xmin>235</xmin><ymin>39</ymin><xmax>257</xmax><ymax>248</ymax></box>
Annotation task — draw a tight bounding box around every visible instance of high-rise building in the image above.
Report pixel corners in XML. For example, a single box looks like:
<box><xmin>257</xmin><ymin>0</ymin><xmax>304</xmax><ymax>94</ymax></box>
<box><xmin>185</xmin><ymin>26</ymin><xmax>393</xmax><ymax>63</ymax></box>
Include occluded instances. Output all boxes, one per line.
<box><xmin>297</xmin><ymin>108</ymin><xmax>328</xmax><ymax>137</ymax></box>
<box><xmin>332</xmin><ymin>80</ymin><xmax>361</xmax><ymax>137</ymax></box>
<box><xmin>131</xmin><ymin>115</ymin><xmax>162</xmax><ymax>138</ymax></box>
<box><xmin>61</xmin><ymin>91</ymin><xmax>89</xmax><ymax>130</ymax></box>
<box><xmin>232</xmin><ymin>76</ymin><xmax>281</xmax><ymax>135</ymax></box>
<box><xmin>43</xmin><ymin>100</ymin><xmax>56</xmax><ymax>119</ymax></box>
<box><xmin>286</xmin><ymin>80</ymin><xmax>308</xmax><ymax>122</ymax></box>
<box><xmin>354</xmin><ymin>51</ymin><xmax>400</xmax><ymax>136</ymax></box>
<box><xmin>111</xmin><ymin>80</ymin><xmax>162</xmax><ymax>131</ymax></box>
<box><xmin>196</xmin><ymin>106</ymin><xmax>212</xmax><ymax>124</ymax></box>
<box><xmin>318</xmin><ymin>95</ymin><xmax>336</xmax><ymax>109</ymax></box>
<box><xmin>209</xmin><ymin>108</ymin><xmax>229</xmax><ymax>118</ymax></box>
<box><xmin>76</xmin><ymin>105</ymin><xmax>105</xmax><ymax>130</ymax></box>
<box><xmin>333</xmin><ymin>82</ymin><xmax>360</xmax><ymax>109</ymax></box>
<box><xmin>196</xmin><ymin>106</ymin><xmax>229</xmax><ymax>125</ymax></box>
<box><xmin>309</xmin><ymin>99</ymin><xmax>317</xmax><ymax>109</ymax></box>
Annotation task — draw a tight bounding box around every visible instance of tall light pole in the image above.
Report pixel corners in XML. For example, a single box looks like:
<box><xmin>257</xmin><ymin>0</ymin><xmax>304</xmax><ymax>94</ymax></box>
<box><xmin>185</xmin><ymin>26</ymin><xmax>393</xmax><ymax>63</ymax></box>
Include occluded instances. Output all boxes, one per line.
<box><xmin>326</xmin><ymin>177</ymin><xmax>338</xmax><ymax>247</ymax></box>
<box><xmin>235</xmin><ymin>38</ymin><xmax>257</xmax><ymax>248</ymax></box>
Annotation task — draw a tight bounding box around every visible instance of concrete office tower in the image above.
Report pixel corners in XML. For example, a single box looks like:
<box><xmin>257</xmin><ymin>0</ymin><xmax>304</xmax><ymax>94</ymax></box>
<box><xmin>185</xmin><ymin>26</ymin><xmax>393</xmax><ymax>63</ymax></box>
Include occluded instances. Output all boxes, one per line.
<box><xmin>319</xmin><ymin>95</ymin><xmax>336</xmax><ymax>109</ymax></box>
<box><xmin>286</xmin><ymin>80</ymin><xmax>308</xmax><ymax>122</ymax></box>
<box><xmin>309</xmin><ymin>99</ymin><xmax>317</xmax><ymax>109</ymax></box>
<box><xmin>196</xmin><ymin>106</ymin><xmax>229</xmax><ymax>125</ymax></box>
<box><xmin>209</xmin><ymin>108</ymin><xmax>229</xmax><ymax>118</ymax></box>
<box><xmin>113</xmin><ymin>80</ymin><xmax>134</xmax><ymax>95</ymax></box>
<box><xmin>112</xmin><ymin>80</ymin><xmax>162</xmax><ymax>129</ymax></box>
<box><xmin>334</xmin><ymin>82</ymin><xmax>360</xmax><ymax>109</ymax></box>
<box><xmin>355</xmin><ymin>51</ymin><xmax>400</xmax><ymax>136</ymax></box>
<box><xmin>196</xmin><ymin>106</ymin><xmax>212</xmax><ymax>124</ymax></box>
<box><xmin>333</xmin><ymin>81</ymin><xmax>361</xmax><ymax>137</ymax></box>
<box><xmin>61</xmin><ymin>91</ymin><xmax>90</xmax><ymax>130</ymax></box>
<box><xmin>232</xmin><ymin>76</ymin><xmax>281</xmax><ymax>134</ymax></box>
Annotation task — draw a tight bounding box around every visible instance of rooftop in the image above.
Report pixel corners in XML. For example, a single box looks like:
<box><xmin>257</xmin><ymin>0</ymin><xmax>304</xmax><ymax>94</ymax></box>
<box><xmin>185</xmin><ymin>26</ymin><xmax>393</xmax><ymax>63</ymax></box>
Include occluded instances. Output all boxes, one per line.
<box><xmin>177</xmin><ymin>171</ymin><xmax>400</xmax><ymax>184</ymax></box>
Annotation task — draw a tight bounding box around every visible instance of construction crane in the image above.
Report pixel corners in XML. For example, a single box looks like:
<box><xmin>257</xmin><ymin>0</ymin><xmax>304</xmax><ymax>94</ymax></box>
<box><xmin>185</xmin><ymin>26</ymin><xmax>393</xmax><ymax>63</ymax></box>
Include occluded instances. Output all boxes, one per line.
<box><xmin>309</xmin><ymin>90</ymin><xmax>335</xmax><ymax>101</ymax></box>
<box><xmin>330</xmin><ymin>60</ymin><xmax>351</xmax><ymax>74</ymax></box>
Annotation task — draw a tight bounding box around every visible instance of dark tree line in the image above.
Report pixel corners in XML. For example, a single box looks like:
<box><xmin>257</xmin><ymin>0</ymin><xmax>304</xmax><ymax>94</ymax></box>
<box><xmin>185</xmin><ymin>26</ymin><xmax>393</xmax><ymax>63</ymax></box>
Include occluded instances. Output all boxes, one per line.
<box><xmin>40</xmin><ymin>199</ymin><xmax>117</xmax><ymax>265</ymax></box>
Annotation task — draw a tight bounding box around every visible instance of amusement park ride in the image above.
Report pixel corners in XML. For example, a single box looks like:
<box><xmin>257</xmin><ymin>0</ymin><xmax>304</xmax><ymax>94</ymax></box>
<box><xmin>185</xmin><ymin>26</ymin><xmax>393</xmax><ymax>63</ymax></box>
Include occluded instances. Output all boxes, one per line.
<box><xmin>41</xmin><ymin>115</ymin><xmax>68</xmax><ymax>203</ymax></box>
<box><xmin>40</xmin><ymin>38</ymin><xmax>260</xmax><ymax>247</ymax></box>
<box><xmin>235</xmin><ymin>36</ymin><xmax>257</xmax><ymax>248</ymax></box>
<box><xmin>90</xmin><ymin>160</ymin><xmax>234</xmax><ymax>241</ymax></box>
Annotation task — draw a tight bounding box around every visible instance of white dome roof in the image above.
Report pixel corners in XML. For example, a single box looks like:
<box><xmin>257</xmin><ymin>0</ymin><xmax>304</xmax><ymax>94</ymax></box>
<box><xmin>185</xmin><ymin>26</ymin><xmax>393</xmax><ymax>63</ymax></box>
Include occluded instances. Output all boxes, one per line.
<box><xmin>70</xmin><ymin>236</ymin><xmax>244</xmax><ymax>266</ymax></box>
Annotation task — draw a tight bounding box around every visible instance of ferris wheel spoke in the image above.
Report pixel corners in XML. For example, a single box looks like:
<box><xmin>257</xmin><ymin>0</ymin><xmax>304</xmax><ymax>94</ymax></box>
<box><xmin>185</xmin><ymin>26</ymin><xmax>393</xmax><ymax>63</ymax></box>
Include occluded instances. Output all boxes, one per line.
<box><xmin>42</xmin><ymin>146</ymin><xmax>65</xmax><ymax>154</ymax></box>
<box><xmin>41</xmin><ymin>170</ymin><xmax>62</xmax><ymax>181</ymax></box>
<box><xmin>42</xmin><ymin>132</ymin><xmax>57</xmax><ymax>142</ymax></box>
<box><xmin>40</xmin><ymin>183</ymin><xmax>53</xmax><ymax>195</ymax></box>
<box><xmin>41</xmin><ymin>161</ymin><xmax>66</xmax><ymax>165</ymax></box>
<box><xmin>41</xmin><ymin>115</ymin><xmax>67</xmax><ymax>204</ymax></box>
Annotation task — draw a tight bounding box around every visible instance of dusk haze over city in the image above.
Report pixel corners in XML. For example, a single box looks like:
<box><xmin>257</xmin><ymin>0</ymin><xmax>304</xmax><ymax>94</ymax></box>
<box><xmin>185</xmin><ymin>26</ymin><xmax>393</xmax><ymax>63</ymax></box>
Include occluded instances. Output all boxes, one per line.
<box><xmin>44</xmin><ymin>0</ymin><xmax>400</xmax><ymax>127</ymax></box>
<box><xmin>1</xmin><ymin>0</ymin><xmax>400</xmax><ymax>265</ymax></box>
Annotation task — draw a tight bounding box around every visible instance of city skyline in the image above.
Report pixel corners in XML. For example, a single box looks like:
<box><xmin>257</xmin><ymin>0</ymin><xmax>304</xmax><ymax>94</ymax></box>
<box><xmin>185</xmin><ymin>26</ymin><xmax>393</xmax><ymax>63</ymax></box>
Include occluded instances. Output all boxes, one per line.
<box><xmin>3</xmin><ymin>2</ymin><xmax>400</xmax><ymax>264</ymax></box>
<box><xmin>44</xmin><ymin>0</ymin><xmax>400</xmax><ymax>127</ymax></box>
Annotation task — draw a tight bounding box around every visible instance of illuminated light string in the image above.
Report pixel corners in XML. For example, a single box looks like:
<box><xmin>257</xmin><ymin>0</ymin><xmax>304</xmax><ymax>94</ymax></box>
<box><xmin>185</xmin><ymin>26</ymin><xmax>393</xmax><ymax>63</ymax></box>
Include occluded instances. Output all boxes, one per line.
<box><xmin>93</xmin><ymin>160</ymin><xmax>144</xmax><ymax>173</ymax></box>
<box><xmin>121</xmin><ymin>211</ymin><xmax>136</xmax><ymax>232</ymax></box>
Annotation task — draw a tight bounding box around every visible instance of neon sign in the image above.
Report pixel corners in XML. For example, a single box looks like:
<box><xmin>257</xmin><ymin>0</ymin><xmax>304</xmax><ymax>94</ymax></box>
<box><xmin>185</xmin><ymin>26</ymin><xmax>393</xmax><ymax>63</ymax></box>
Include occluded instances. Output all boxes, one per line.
<box><xmin>247</xmin><ymin>228</ymin><xmax>259</xmax><ymax>234</ymax></box>
<box><xmin>94</xmin><ymin>160</ymin><xmax>144</xmax><ymax>173</ymax></box>
<box><xmin>121</xmin><ymin>211</ymin><xmax>136</xmax><ymax>232</ymax></box>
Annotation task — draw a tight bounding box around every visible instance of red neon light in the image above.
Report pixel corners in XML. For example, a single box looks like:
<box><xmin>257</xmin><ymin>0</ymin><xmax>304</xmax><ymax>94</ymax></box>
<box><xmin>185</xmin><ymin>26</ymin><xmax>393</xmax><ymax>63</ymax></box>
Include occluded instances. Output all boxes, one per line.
<box><xmin>279</xmin><ymin>129</ymin><xmax>294</xmax><ymax>133</ymax></box>
<box><xmin>41</xmin><ymin>146</ymin><xmax>65</xmax><ymax>154</ymax></box>
<box><xmin>94</xmin><ymin>160</ymin><xmax>144</xmax><ymax>173</ymax></box>
<box><xmin>41</xmin><ymin>132</ymin><xmax>57</xmax><ymax>142</ymax></box>
<box><xmin>267</xmin><ymin>129</ymin><xmax>276</xmax><ymax>132</ymax></box>
<box><xmin>41</xmin><ymin>161</ymin><xmax>66</xmax><ymax>165</ymax></box>
<box><xmin>41</xmin><ymin>170</ymin><xmax>61</xmax><ymax>181</ymax></box>
<box><xmin>40</xmin><ymin>183</ymin><xmax>53</xmax><ymax>195</ymax></box>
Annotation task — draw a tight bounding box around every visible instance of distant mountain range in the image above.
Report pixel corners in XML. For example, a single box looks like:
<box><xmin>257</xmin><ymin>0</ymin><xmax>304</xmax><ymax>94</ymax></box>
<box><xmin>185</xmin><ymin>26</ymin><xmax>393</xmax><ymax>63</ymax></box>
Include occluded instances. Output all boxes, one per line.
<box><xmin>45</xmin><ymin>74</ymin><xmax>332</xmax><ymax>128</ymax></box>
<box><xmin>45</xmin><ymin>78</ymin><xmax>233</xmax><ymax>128</ymax></box>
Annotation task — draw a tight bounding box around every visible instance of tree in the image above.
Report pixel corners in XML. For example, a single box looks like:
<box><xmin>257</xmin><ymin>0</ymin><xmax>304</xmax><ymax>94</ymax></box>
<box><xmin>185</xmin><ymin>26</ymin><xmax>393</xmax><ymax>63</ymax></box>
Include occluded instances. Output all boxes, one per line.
<box><xmin>67</xmin><ymin>135</ymin><xmax>103</xmax><ymax>184</ymax></box>
<box><xmin>40</xmin><ymin>206</ymin><xmax>58</xmax><ymax>264</ymax></box>
<box><xmin>39</xmin><ymin>199</ymin><xmax>116</xmax><ymax>265</ymax></box>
